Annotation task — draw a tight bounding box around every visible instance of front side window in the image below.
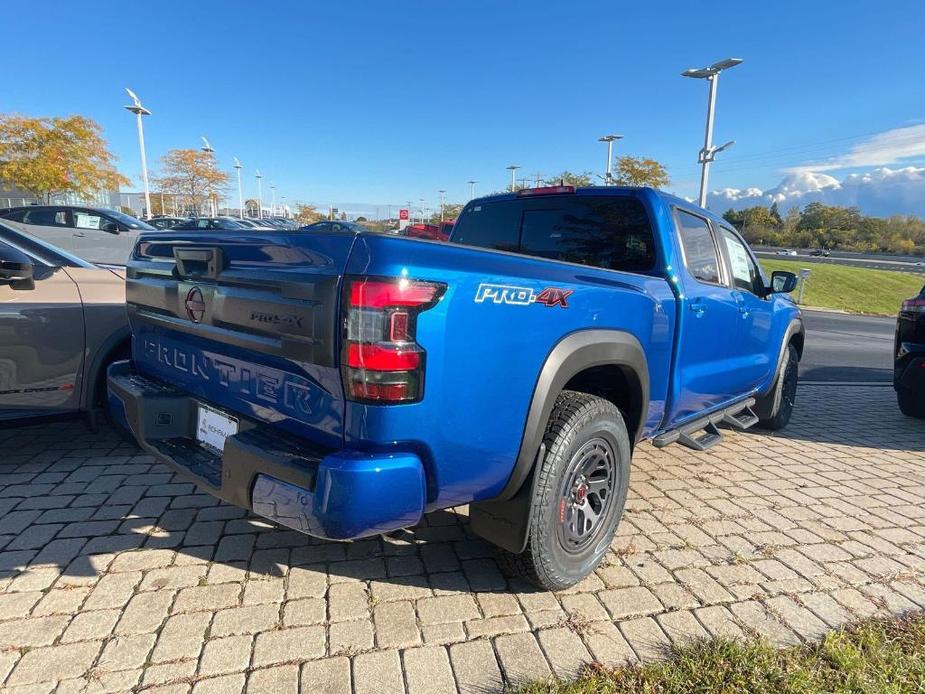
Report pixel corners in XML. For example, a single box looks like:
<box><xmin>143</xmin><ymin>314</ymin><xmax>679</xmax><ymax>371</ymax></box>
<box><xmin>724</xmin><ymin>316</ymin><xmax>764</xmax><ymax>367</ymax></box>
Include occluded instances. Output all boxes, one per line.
<box><xmin>719</xmin><ymin>227</ymin><xmax>764</xmax><ymax>295</ymax></box>
<box><xmin>676</xmin><ymin>210</ymin><xmax>721</xmax><ymax>284</ymax></box>
<box><xmin>74</xmin><ymin>211</ymin><xmax>105</xmax><ymax>230</ymax></box>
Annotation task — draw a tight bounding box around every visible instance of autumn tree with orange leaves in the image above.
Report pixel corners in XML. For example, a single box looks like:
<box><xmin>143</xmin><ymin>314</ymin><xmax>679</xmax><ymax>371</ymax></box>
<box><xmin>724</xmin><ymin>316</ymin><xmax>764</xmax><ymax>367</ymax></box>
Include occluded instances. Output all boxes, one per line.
<box><xmin>0</xmin><ymin>114</ymin><xmax>128</xmax><ymax>202</ymax></box>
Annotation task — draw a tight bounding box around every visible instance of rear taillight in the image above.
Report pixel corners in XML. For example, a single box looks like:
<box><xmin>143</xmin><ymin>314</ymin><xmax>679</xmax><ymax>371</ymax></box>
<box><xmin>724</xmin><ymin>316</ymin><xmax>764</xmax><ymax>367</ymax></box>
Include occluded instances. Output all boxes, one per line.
<box><xmin>342</xmin><ymin>277</ymin><xmax>445</xmax><ymax>403</ymax></box>
<box><xmin>901</xmin><ymin>298</ymin><xmax>925</xmax><ymax>314</ymax></box>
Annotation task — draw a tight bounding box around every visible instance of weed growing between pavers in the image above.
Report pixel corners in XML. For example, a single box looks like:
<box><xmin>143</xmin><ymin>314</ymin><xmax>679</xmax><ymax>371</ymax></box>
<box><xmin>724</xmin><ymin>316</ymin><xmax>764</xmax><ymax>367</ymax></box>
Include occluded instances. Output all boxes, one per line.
<box><xmin>515</xmin><ymin>611</ymin><xmax>925</xmax><ymax>693</ymax></box>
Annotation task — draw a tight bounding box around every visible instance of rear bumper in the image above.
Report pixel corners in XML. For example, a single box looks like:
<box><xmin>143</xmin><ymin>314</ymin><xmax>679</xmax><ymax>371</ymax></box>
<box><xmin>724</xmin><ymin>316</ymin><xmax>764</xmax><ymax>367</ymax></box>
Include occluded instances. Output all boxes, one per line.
<box><xmin>107</xmin><ymin>360</ymin><xmax>425</xmax><ymax>539</ymax></box>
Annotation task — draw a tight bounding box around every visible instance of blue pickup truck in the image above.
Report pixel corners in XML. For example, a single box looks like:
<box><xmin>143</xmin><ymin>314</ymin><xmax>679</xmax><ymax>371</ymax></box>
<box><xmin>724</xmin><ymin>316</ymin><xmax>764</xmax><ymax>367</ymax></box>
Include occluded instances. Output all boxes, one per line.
<box><xmin>108</xmin><ymin>186</ymin><xmax>803</xmax><ymax>589</ymax></box>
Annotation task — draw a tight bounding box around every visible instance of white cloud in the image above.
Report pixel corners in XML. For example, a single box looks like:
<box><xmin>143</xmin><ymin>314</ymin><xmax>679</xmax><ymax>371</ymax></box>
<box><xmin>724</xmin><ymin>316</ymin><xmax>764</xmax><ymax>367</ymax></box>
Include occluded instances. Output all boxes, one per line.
<box><xmin>709</xmin><ymin>166</ymin><xmax>925</xmax><ymax>217</ymax></box>
<box><xmin>785</xmin><ymin>124</ymin><xmax>925</xmax><ymax>173</ymax></box>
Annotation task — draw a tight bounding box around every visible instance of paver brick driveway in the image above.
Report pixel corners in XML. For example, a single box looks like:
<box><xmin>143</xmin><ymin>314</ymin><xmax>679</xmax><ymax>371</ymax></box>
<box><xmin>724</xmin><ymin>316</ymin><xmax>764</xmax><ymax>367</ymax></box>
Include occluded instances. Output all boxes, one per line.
<box><xmin>0</xmin><ymin>384</ymin><xmax>923</xmax><ymax>693</ymax></box>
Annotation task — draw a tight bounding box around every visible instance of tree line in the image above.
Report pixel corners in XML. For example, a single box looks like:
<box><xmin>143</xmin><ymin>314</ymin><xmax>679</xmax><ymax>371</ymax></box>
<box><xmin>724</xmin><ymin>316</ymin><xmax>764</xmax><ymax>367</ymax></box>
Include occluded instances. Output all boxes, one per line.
<box><xmin>723</xmin><ymin>202</ymin><xmax>925</xmax><ymax>256</ymax></box>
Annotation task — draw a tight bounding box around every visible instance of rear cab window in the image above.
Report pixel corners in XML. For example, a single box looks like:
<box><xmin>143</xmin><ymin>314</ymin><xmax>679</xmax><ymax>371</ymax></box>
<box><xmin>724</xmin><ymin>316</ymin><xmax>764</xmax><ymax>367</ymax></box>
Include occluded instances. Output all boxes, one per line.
<box><xmin>450</xmin><ymin>194</ymin><xmax>656</xmax><ymax>273</ymax></box>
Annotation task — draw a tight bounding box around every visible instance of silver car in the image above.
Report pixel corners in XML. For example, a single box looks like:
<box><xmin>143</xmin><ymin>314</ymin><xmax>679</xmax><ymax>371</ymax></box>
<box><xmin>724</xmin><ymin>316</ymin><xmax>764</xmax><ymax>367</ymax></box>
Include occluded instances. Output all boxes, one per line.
<box><xmin>0</xmin><ymin>205</ymin><xmax>156</xmax><ymax>266</ymax></box>
<box><xmin>0</xmin><ymin>221</ymin><xmax>129</xmax><ymax>422</ymax></box>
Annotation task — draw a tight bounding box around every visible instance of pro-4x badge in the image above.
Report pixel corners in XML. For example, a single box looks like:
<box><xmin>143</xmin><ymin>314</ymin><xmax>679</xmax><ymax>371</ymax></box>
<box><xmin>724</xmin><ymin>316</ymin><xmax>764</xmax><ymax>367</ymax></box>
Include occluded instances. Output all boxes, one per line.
<box><xmin>474</xmin><ymin>283</ymin><xmax>573</xmax><ymax>309</ymax></box>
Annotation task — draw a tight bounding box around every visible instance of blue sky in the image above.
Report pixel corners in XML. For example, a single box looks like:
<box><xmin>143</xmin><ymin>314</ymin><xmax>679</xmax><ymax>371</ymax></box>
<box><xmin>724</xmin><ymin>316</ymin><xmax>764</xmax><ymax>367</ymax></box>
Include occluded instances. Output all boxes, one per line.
<box><xmin>6</xmin><ymin>1</ymin><xmax>925</xmax><ymax>215</ymax></box>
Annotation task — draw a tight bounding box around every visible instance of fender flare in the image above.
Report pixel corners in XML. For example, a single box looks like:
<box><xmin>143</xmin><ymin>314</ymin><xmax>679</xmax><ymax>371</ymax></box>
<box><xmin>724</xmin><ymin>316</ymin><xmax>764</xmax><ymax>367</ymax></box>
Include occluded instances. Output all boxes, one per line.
<box><xmin>470</xmin><ymin>329</ymin><xmax>649</xmax><ymax>553</ymax></box>
<box><xmin>81</xmin><ymin>327</ymin><xmax>131</xmax><ymax>410</ymax></box>
<box><xmin>758</xmin><ymin>317</ymin><xmax>805</xmax><ymax>398</ymax></box>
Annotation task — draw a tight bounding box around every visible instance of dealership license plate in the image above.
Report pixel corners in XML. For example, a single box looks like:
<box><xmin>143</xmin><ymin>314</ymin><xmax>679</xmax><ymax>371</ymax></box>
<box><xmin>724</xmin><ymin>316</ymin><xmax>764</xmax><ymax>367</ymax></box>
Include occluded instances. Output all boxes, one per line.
<box><xmin>196</xmin><ymin>405</ymin><xmax>238</xmax><ymax>454</ymax></box>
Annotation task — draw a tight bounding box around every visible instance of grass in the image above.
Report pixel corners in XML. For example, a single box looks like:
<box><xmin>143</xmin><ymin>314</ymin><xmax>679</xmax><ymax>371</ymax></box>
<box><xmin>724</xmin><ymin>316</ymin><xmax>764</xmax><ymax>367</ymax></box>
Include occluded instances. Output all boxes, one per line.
<box><xmin>759</xmin><ymin>258</ymin><xmax>923</xmax><ymax>316</ymax></box>
<box><xmin>515</xmin><ymin>613</ymin><xmax>925</xmax><ymax>694</ymax></box>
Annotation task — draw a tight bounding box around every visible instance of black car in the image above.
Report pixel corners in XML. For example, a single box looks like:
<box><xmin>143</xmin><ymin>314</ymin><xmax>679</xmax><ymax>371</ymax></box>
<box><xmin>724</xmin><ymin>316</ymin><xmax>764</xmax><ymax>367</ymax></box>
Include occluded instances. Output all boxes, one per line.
<box><xmin>300</xmin><ymin>221</ymin><xmax>367</xmax><ymax>233</ymax></box>
<box><xmin>895</xmin><ymin>283</ymin><xmax>925</xmax><ymax>418</ymax></box>
<box><xmin>170</xmin><ymin>217</ymin><xmax>251</xmax><ymax>231</ymax></box>
<box><xmin>147</xmin><ymin>216</ymin><xmax>188</xmax><ymax>230</ymax></box>
<box><xmin>810</xmin><ymin>249</ymin><xmax>831</xmax><ymax>257</ymax></box>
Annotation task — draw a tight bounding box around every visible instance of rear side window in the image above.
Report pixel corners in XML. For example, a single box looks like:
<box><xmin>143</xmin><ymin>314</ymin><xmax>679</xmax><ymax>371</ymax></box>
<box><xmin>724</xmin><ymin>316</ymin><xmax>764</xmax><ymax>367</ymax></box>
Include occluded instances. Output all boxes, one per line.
<box><xmin>23</xmin><ymin>208</ymin><xmax>68</xmax><ymax>227</ymax></box>
<box><xmin>451</xmin><ymin>196</ymin><xmax>656</xmax><ymax>272</ymax></box>
<box><xmin>676</xmin><ymin>210</ymin><xmax>721</xmax><ymax>284</ymax></box>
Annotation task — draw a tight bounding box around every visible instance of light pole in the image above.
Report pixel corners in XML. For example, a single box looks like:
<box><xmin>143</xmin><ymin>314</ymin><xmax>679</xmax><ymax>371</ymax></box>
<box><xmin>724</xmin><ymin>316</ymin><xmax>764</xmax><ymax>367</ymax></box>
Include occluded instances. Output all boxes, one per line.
<box><xmin>419</xmin><ymin>198</ymin><xmax>425</xmax><ymax>224</ymax></box>
<box><xmin>124</xmin><ymin>89</ymin><xmax>152</xmax><ymax>219</ymax></box>
<box><xmin>438</xmin><ymin>190</ymin><xmax>446</xmax><ymax>222</ymax></box>
<box><xmin>200</xmin><ymin>136</ymin><xmax>216</xmax><ymax>216</ymax></box>
<box><xmin>467</xmin><ymin>180</ymin><xmax>477</xmax><ymax>200</ymax></box>
<box><xmin>255</xmin><ymin>170</ymin><xmax>263</xmax><ymax>219</ymax></box>
<box><xmin>682</xmin><ymin>57</ymin><xmax>742</xmax><ymax>207</ymax></box>
<box><xmin>233</xmin><ymin>158</ymin><xmax>244</xmax><ymax>219</ymax></box>
<box><xmin>506</xmin><ymin>165</ymin><xmax>520</xmax><ymax>192</ymax></box>
<box><xmin>598</xmin><ymin>135</ymin><xmax>623</xmax><ymax>185</ymax></box>
<box><xmin>270</xmin><ymin>184</ymin><xmax>277</xmax><ymax>216</ymax></box>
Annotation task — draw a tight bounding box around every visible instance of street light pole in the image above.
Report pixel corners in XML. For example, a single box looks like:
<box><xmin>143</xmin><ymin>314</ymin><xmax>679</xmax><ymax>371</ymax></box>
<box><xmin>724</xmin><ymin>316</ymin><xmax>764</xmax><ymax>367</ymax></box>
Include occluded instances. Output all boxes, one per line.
<box><xmin>255</xmin><ymin>170</ymin><xmax>263</xmax><ymax>219</ymax></box>
<box><xmin>124</xmin><ymin>89</ymin><xmax>152</xmax><ymax>219</ymax></box>
<box><xmin>467</xmin><ymin>180</ymin><xmax>477</xmax><ymax>200</ymax></box>
<box><xmin>438</xmin><ymin>190</ymin><xmax>446</xmax><ymax>222</ymax></box>
<box><xmin>270</xmin><ymin>185</ymin><xmax>277</xmax><ymax>216</ymax></box>
<box><xmin>200</xmin><ymin>136</ymin><xmax>216</xmax><ymax>216</ymax></box>
<box><xmin>598</xmin><ymin>135</ymin><xmax>623</xmax><ymax>185</ymax></box>
<box><xmin>682</xmin><ymin>57</ymin><xmax>742</xmax><ymax>207</ymax></box>
<box><xmin>233</xmin><ymin>158</ymin><xmax>244</xmax><ymax>219</ymax></box>
<box><xmin>506</xmin><ymin>165</ymin><xmax>520</xmax><ymax>192</ymax></box>
<box><xmin>419</xmin><ymin>198</ymin><xmax>425</xmax><ymax>224</ymax></box>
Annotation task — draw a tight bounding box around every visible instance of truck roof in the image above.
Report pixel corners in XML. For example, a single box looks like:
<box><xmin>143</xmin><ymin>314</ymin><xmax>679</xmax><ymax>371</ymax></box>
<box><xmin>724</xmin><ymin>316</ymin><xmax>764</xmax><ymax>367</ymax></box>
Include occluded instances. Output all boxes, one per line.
<box><xmin>467</xmin><ymin>185</ymin><xmax>726</xmax><ymax>226</ymax></box>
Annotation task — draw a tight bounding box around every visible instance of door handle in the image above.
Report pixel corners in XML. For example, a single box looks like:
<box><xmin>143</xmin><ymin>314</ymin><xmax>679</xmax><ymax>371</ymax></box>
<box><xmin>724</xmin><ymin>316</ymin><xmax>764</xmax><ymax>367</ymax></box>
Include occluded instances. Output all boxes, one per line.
<box><xmin>689</xmin><ymin>301</ymin><xmax>707</xmax><ymax>317</ymax></box>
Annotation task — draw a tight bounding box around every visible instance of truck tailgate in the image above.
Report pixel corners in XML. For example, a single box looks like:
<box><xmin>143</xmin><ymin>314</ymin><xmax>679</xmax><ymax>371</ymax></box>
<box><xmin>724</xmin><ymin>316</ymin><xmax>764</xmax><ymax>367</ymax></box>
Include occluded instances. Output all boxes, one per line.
<box><xmin>125</xmin><ymin>232</ymin><xmax>355</xmax><ymax>449</ymax></box>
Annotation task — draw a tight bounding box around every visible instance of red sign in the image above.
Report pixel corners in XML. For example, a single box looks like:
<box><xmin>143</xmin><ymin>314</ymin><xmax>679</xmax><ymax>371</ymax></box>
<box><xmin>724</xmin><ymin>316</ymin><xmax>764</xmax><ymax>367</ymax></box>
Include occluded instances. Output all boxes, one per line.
<box><xmin>399</xmin><ymin>209</ymin><xmax>409</xmax><ymax>221</ymax></box>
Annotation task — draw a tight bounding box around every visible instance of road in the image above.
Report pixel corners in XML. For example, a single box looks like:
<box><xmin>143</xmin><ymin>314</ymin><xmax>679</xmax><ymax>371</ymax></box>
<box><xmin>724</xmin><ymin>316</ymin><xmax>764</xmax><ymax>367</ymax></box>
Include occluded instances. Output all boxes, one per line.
<box><xmin>755</xmin><ymin>249</ymin><xmax>925</xmax><ymax>275</ymax></box>
<box><xmin>799</xmin><ymin>309</ymin><xmax>896</xmax><ymax>383</ymax></box>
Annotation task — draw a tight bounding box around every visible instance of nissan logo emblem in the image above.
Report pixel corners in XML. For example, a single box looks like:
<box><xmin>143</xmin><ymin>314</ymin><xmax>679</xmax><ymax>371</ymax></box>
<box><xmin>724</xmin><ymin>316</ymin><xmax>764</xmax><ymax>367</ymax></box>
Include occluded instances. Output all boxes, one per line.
<box><xmin>185</xmin><ymin>286</ymin><xmax>206</xmax><ymax>323</ymax></box>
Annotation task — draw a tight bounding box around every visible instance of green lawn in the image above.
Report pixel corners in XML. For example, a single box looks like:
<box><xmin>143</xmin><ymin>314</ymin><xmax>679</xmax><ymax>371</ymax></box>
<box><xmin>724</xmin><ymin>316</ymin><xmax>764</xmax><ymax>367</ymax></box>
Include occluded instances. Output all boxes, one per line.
<box><xmin>759</xmin><ymin>258</ymin><xmax>923</xmax><ymax>316</ymax></box>
<box><xmin>516</xmin><ymin>613</ymin><xmax>925</xmax><ymax>694</ymax></box>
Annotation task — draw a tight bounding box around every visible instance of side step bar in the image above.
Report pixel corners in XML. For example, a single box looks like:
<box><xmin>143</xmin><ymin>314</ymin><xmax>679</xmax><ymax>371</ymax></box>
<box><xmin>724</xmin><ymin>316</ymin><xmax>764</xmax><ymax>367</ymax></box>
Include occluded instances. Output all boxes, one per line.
<box><xmin>653</xmin><ymin>399</ymin><xmax>758</xmax><ymax>451</ymax></box>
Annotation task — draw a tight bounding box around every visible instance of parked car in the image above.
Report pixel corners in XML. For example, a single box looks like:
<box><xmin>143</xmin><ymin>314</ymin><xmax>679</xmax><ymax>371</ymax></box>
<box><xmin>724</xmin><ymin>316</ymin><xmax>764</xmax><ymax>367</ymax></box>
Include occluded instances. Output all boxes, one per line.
<box><xmin>147</xmin><ymin>216</ymin><xmax>188</xmax><ymax>230</ymax></box>
<box><xmin>810</xmin><ymin>249</ymin><xmax>831</xmax><ymax>257</ymax></box>
<box><xmin>403</xmin><ymin>223</ymin><xmax>450</xmax><ymax>241</ymax></box>
<box><xmin>170</xmin><ymin>217</ymin><xmax>252</xmax><ymax>231</ymax></box>
<box><xmin>895</xmin><ymin>284</ymin><xmax>925</xmax><ymax>418</ymax></box>
<box><xmin>0</xmin><ymin>221</ymin><xmax>128</xmax><ymax>423</ymax></box>
<box><xmin>0</xmin><ymin>205</ymin><xmax>156</xmax><ymax>265</ymax></box>
<box><xmin>233</xmin><ymin>218</ymin><xmax>277</xmax><ymax>230</ymax></box>
<box><xmin>109</xmin><ymin>185</ymin><xmax>802</xmax><ymax>590</ymax></box>
<box><xmin>300</xmin><ymin>221</ymin><xmax>368</xmax><ymax>233</ymax></box>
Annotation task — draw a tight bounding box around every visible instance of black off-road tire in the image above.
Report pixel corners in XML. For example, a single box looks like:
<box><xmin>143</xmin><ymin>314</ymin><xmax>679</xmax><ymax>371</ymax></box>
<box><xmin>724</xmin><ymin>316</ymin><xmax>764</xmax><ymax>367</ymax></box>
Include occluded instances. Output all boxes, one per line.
<box><xmin>897</xmin><ymin>390</ymin><xmax>925</xmax><ymax>419</ymax></box>
<box><xmin>498</xmin><ymin>391</ymin><xmax>631</xmax><ymax>591</ymax></box>
<box><xmin>756</xmin><ymin>344</ymin><xmax>799</xmax><ymax>431</ymax></box>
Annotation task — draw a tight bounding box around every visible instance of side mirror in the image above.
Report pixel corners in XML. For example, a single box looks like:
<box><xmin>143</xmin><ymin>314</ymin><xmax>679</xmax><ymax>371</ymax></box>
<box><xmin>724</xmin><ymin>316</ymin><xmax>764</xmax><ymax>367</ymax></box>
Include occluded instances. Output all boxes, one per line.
<box><xmin>101</xmin><ymin>220</ymin><xmax>120</xmax><ymax>233</ymax></box>
<box><xmin>0</xmin><ymin>244</ymin><xmax>35</xmax><ymax>290</ymax></box>
<box><xmin>769</xmin><ymin>270</ymin><xmax>798</xmax><ymax>294</ymax></box>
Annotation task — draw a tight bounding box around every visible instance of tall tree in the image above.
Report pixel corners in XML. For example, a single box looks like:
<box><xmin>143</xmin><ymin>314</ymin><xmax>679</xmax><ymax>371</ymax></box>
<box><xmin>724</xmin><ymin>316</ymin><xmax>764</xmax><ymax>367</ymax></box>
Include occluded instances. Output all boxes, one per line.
<box><xmin>294</xmin><ymin>203</ymin><xmax>324</xmax><ymax>225</ymax></box>
<box><xmin>546</xmin><ymin>171</ymin><xmax>594</xmax><ymax>187</ymax></box>
<box><xmin>0</xmin><ymin>114</ymin><xmax>128</xmax><ymax>202</ymax></box>
<box><xmin>428</xmin><ymin>203</ymin><xmax>464</xmax><ymax>225</ymax></box>
<box><xmin>155</xmin><ymin>149</ymin><xmax>229</xmax><ymax>215</ymax></box>
<box><xmin>613</xmin><ymin>156</ymin><xmax>669</xmax><ymax>189</ymax></box>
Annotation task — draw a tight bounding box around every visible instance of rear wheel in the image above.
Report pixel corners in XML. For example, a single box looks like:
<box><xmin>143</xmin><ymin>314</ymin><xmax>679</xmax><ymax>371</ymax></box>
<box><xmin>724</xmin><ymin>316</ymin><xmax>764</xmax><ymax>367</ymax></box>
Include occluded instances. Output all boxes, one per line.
<box><xmin>756</xmin><ymin>344</ymin><xmax>798</xmax><ymax>431</ymax></box>
<box><xmin>499</xmin><ymin>391</ymin><xmax>631</xmax><ymax>591</ymax></box>
<box><xmin>897</xmin><ymin>390</ymin><xmax>925</xmax><ymax>419</ymax></box>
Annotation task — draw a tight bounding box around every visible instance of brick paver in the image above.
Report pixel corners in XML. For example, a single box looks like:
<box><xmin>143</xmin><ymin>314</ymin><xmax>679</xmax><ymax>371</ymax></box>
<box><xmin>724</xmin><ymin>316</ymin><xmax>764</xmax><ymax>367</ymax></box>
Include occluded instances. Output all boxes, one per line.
<box><xmin>0</xmin><ymin>385</ymin><xmax>924</xmax><ymax>691</ymax></box>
